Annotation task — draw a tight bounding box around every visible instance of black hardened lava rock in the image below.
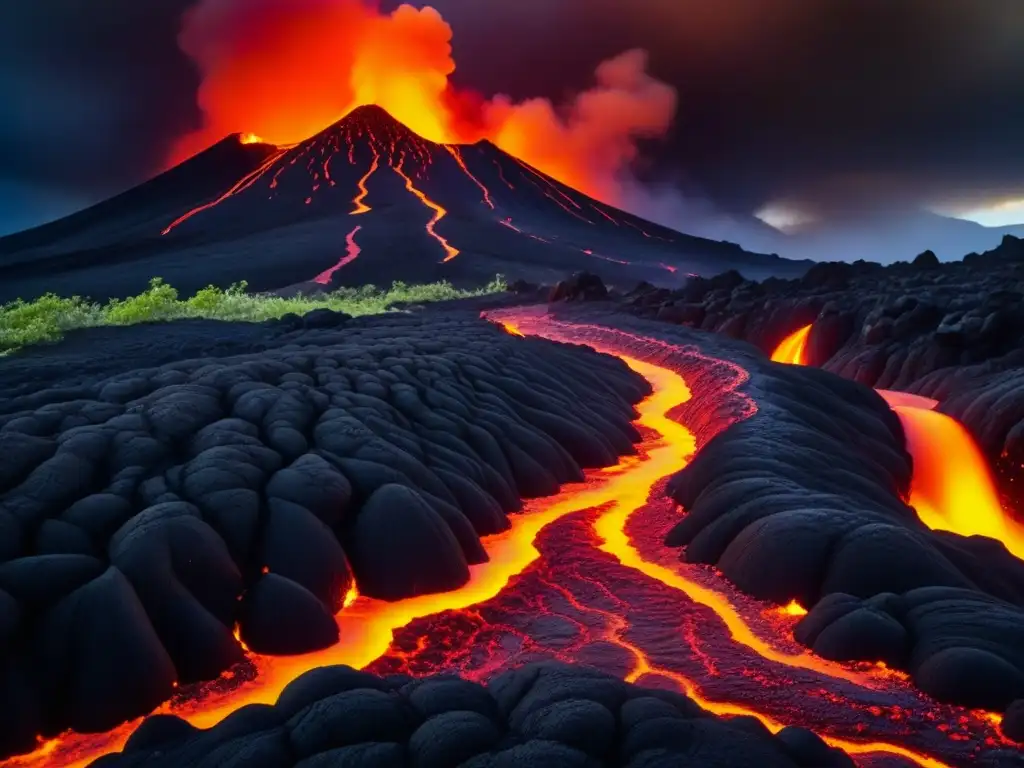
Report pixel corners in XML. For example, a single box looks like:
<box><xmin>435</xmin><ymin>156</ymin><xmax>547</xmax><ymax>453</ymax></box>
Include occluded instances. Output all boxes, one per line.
<box><xmin>89</xmin><ymin>661</ymin><xmax>856</xmax><ymax>768</ymax></box>
<box><xmin>539</xmin><ymin>304</ymin><xmax>1024</xmax><ymax>728</ymax></box>
<box><xmin>623</xmin><ymin>235</ymin><xmax>1024</xmax><ymax>501</ymax></box>
<box><xmin>663</xmin><ymin>331</ymin><xmax>1024</xmax><ymax>714</ymax></box>
<box><xmin>0</xmin><ymin>313</ymin><xmax>647</xmax><ymax>757</ymax></box>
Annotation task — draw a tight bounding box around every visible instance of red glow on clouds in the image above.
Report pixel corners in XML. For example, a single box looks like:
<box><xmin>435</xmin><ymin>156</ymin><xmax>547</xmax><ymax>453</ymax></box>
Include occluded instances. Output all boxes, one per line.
<box><xmin>170</xmin><ymin>0</ymin><xmax>677</xmax><ymax>204</ymax></box>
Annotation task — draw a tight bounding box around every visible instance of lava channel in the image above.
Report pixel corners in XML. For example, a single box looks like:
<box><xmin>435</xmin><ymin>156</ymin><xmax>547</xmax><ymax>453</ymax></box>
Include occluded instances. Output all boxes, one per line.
<box><xmin>8</xmin><ymin>316</ymin><xmax>1010</xmax><ymax>768</ymax></box>
<box><xmin>391</xmin><ymin>152</ymin><xmax>460</xmax><ymax>262</ymax></box>
<box><xmin>771</xmin><ymin>324</ymin><xmax>1024</xmax><ymax>558</ymax></box>
<box><xmin>312</xmin><ymin>224</ymin><xmax>362</xmax><ymax>285</ymax></box>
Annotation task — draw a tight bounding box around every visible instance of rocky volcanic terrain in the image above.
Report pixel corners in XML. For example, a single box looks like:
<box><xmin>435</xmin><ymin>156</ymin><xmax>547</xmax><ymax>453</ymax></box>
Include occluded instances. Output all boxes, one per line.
<box><xmin>1</xmin><ymin>276</ymin><xmax>1023</xmax><ymax>766</ymax></box>
<box><xmin>616</xmin><ymin>234</ymin><xmax>1024</xmax><ymax>504</ymax></box>
<box><xmin>90</xmin><ymin>662</ymin><xmax>855</xmax><ymax>768</ymax></box>
<box><xmin>0</xmin><ymin>313</ymin><xmax>646</xmax><ymax>755</ymax></box>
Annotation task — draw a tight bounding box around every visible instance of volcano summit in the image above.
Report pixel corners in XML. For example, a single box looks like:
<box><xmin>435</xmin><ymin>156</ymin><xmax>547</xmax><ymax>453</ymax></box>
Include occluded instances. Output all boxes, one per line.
<box><xmin>0</xmin><ymin>106</ymin><xmax>807</xmax><ymax>303</ymax></box>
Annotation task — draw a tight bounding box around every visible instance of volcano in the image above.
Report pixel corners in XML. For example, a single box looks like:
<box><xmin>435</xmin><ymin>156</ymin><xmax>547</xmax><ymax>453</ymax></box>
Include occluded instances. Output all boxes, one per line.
<box><xmin>0</xmin><ymin>106</ymin><xmax>809</xmax><ymax>303</ymax></box>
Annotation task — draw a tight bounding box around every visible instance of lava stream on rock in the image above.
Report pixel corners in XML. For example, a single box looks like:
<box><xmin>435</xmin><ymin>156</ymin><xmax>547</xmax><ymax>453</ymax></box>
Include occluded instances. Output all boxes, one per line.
<box><xmin>771</xmin><ymin>324</ymin><xmax>1024</xmax><ymax>558</ymax></box>
<box><xmin>7</xmin><ymin>317</ymin><xmax>1010</xmax><ymax>768</ymax></box>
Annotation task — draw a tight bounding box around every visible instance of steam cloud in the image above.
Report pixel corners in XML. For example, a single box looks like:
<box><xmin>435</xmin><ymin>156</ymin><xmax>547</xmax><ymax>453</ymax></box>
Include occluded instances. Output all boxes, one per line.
<box><xmin>172</xmin><ymin>0</ymin><xmax>678</xmax><ymax>205</ymax></box>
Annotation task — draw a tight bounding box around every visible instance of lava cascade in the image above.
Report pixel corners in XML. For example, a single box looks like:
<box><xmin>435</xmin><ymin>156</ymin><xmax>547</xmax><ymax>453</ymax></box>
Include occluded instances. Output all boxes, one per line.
<box><xmin>770</xmin><ymin>324</ymin><xmax>1024</xmax><ymax>558</ymax></box>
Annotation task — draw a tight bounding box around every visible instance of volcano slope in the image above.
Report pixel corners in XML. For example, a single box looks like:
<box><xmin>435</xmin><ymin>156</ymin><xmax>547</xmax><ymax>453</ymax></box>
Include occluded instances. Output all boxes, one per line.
<box><xmin>1</xmin><ymin>303</ymin><xmax>1023</xmax><ymax>767</ymax></box>
<box><xmin>0</xmin><ymin>106</ymin><xmax>808</xmax><ymax>306</ymax></box>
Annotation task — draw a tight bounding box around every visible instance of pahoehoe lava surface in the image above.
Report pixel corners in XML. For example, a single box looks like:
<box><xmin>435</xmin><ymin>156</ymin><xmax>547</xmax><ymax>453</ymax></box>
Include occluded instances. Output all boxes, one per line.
<box><xmin>539</xmin><ymin>303</ymin><xmax>1024</xmax><ymax>729</ymax></box>
<box><xmin>0</xmin><ymin>106</ymin><xmax>809</xmax><ymax>304</ymax></box>
<box><xmin>3</xmin><ymin>303</ymin><xmax>1023</xmax><ymax>767</ymax></box>
<box><xmin>87</xmin><ymin>661</ymin><xmax>856</xmax><ymax>768</ymax></box>
<box><xmin>0</xmin><ymin>312</ymin><xmax>647</xmax><ymax>755</ymax></box>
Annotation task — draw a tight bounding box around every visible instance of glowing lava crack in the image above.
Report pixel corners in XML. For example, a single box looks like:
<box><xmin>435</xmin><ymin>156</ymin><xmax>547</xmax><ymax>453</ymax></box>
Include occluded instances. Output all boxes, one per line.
<box><xmin>10</xmin><ymin>317</ymin><xmax>1006</xmax><ymax>768</ymax></box>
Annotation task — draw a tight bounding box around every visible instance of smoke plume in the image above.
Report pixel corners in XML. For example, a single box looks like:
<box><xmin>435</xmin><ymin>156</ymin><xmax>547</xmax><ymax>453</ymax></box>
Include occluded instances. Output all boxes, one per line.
<box><xmin>172</xmin><ymin>0</ymin><xmax>677</xmax><ymax>204</ymax></box>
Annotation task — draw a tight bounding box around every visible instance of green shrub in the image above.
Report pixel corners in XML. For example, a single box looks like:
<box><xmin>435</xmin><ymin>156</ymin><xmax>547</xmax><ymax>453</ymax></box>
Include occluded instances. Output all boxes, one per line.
<box><xmin>0</xmin><ymin>275</ymin><xmax>506</xmax><ymax>355</ymax></box>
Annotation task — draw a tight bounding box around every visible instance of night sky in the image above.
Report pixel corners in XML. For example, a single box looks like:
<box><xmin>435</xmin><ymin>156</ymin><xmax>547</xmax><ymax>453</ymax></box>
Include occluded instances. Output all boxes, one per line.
<box><xmin>2</xmin><ymin>0</ymin><xmax>1023</xmax><ymax>250</ymax></box>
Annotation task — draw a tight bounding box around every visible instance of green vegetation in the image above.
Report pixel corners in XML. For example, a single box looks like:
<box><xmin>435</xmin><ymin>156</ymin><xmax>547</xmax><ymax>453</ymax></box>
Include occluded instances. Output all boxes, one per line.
<box><xmin>0</xmin><ymin>276</ymin><xmax>506</xmax><ymax>354</ymax></box>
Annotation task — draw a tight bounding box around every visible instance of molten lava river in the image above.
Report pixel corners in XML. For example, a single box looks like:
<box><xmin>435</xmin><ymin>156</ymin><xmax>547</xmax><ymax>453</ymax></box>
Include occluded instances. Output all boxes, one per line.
<box><xmin>10</xmin><ymin>317</ymin><xmax>1017</xmax><ymax>768</ymax></box>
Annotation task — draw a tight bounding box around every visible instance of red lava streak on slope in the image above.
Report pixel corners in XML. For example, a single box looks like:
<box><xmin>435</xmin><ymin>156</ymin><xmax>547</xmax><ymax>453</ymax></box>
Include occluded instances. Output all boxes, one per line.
<box><xmin>350</xmin><ymin>147</ymin><xmax>379</xmax><ymax>214</ymax></box>
<box><xmin>444</xmin><ymin>145</ymin><xmax>494</xmax><ymax>208</ymax></box>
<box><xmin>313</xmin><ymin>224</ymin><xmax>362</xmax><ymax>285</ymax></box>
<box><xmin>391</xmin><ymin>153</ymin><xmax>460</xmax><ymax>262</ymax></box>
<box><xmin>12</xmin><ymin>314</ymin><xmax>1009</xmax><ymax>768</ymax></box>
<box><xmin>771</xmin><ymin>324</ymin><xmax>1024</xmax><ymax>559</ymax></box>
<box><xmin>161</xmin><ymin>147</ymin><xmax>285</xmax><ymax>234</ymax></box>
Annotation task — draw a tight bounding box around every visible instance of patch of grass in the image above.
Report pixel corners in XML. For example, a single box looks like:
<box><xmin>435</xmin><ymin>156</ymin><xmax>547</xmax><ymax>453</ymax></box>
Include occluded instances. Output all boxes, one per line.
<box><xmin>0</xmin><ymin>275</ymin><xmax>506</xmax><ymax>355</ymax></box>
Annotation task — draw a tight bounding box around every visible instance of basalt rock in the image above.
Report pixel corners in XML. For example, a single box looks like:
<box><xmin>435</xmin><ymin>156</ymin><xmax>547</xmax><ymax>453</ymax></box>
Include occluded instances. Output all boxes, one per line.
<box><xmin>90</xmin><ymin>662</ymin><xmax>856</xmax><ymax>768</ymax></box>
<box><xmin>0</xmin><ymin>313</ymin><xmax>646</xmax><ymax>755</ymax></box>
<box><xmin>549</xmin><ymin>271</ymin><xmax>609</xmax><ymax>302</ymax></box>
<box><xmin>535</xmin><ymin>305</ymin><xmax>1024</xmax><ymax>722</ymax></box>
<box><xmin>626</xmin><ymin>235</ymin><xmax>1024</xmax><ymax>503</ymax></box>
<box><xmin>624</xmin><ymin>309</ymin><xmax>1024</xmax><ymax>717</ymax></box>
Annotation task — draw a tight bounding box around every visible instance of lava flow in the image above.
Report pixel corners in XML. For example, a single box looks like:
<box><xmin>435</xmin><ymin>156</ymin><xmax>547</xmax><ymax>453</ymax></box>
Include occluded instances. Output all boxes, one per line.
<box><xmin>391</xmin><ymin>151</ymin><xmax>460</xmax><ymax>262</ymax></box>
<box><xmin>771</xmin><ymin>325</ymin><xmax>1024</xmax><ymax>558</ymax></box>
<box><xmin>313</xmin><ymin>224</ymin><xmax>362</xmax><ymax>285</ymax></box>
<box><xmin>160</xmin><ymin>147</ymin><xmax>285</xmax><ymax>235</ymax></box>
<box><xmin>12</xmin><ymin>317</ymin><xmax>1009</xmax><ymax>768</ymax></box>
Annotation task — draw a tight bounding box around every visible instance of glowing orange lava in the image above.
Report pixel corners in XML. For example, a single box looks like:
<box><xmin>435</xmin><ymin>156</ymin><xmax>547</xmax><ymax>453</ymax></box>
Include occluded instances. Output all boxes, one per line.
<box><xmin>771</xmin><ymin>324</ymin><xmax>812</xmax><ymax>365</ymax></box>
<box><xmin>238</xmin><ymin>132</ymin><xmax>266</xmax><ymax>145</ymax></box>
<box><xmin>312</xmin><ymin>224</ymin><xmax>362</xmax><ymax>285</ymax></box>
<box><xmin>780</xmin><ymin>599</ymin><xmax>809</xmax><ymax>617</ymax></box>
<box><xmin>161</xmin><ymin>149</ymin><xmax>285</xmax><ymax>235</ymax></box>
<box><xmin>9</xmin><ymin>320</ymin><xmax>964</xmax><ymax>768</ymax></box>
<box><xmin>896</xmin><ymin>405</ymin><xmax>1024</xmax><ymax>558</ymax></box>
<box><xmin>444</xmin><ymin>145</ymin><xmax>494</xmax><ymax>209</ymax></box>
<box><xmin>770</xmin><ymin>324</ymin><xmax>1024</xmax><ymax>559</ymax></box>
<box><xmin>350</xmin><ymin>147</ymin><xmax>379</xmax><ymax>215</ymax></box>
<box><xmin>391</xmin><ymin>153</ymin><xmax>460</xmax><ymax>262</ymax></box>
<box><xmin>171</xmin><ymin>2</ymin><xmax>678</xmax><ymax>207</ymax></box>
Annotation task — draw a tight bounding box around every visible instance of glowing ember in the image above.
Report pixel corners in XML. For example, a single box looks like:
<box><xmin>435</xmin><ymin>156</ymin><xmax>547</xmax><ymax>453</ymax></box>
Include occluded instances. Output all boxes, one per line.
<box><xmin>770</xmin><ymin>325</ymin><xmax>1024</xmax><ymax>559</ymax></box>
<box><xmin>780</xmin><ymin>599</ymin><xmax>809</xmax><ymax>617</ymax></box>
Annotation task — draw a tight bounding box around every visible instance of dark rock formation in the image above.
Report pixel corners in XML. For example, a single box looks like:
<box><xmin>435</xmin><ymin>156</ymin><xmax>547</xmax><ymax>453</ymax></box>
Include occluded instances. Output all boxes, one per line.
<box><xmin>90</xmin><ymin>662</ymin><xmax>856</xmax><ymax>768</ymax></box>
<box><xmin>549</xmin><ymin>272</ymin><xmax>609</xmax><ymax>302</ymax></box>
<box><xmin>621</xmin><ymin>235</ymin><xmax>1024</xmax><ymax>495</ymax></box>
<box><xmin>0</xmin><ymin>313</ymin><xmax>646</xmax><ymax>755</ymax></box>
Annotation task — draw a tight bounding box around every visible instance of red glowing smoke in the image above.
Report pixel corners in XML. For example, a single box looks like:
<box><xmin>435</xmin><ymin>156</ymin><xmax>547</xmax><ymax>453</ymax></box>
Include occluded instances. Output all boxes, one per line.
<box><xmin>171</xmin><ymin>0</ymin><xmax>677</xmax><ymax>204</ymax></box>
